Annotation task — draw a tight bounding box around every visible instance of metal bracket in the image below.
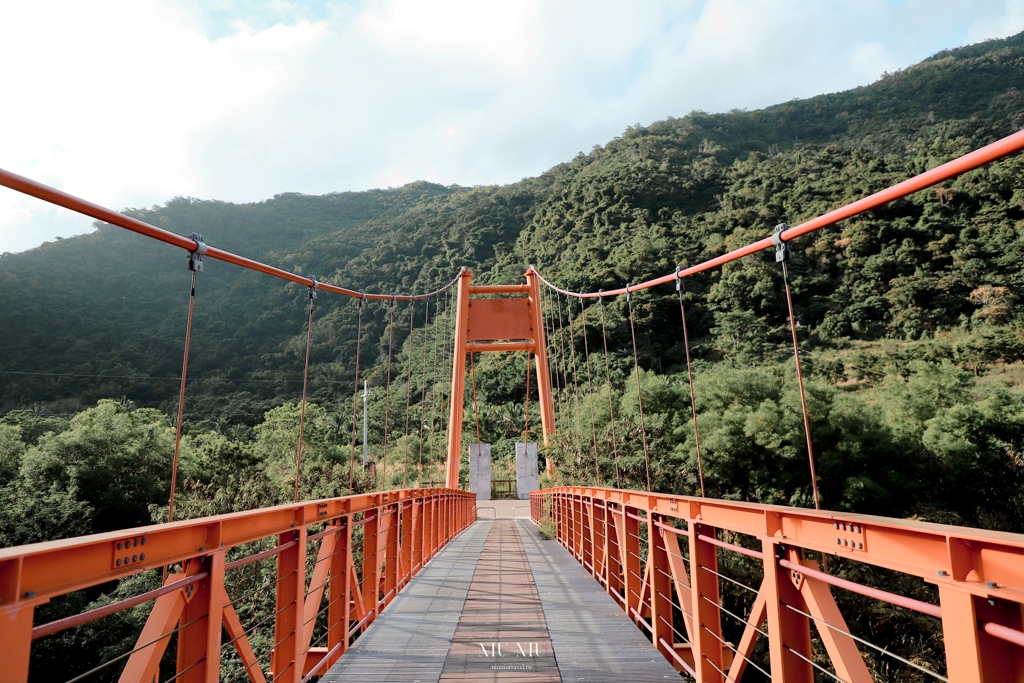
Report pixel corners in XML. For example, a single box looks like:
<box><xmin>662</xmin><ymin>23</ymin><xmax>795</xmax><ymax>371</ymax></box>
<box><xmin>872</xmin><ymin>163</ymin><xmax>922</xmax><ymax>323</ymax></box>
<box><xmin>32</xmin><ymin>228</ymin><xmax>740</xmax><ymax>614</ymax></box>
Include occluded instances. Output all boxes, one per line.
<box><xmin>773</xmin><ymin>223</ymin><xmax>791</xmax><ymax>263</ymax></box>
<box><xmin>308</xmin><ymin>276</ymin><xmax>318</xmax><ymax>300</ymax></box>
<box><xmin>187</xmin><ymin>233</ymin><xmax>207</xmax><ymax>272</ymax></box>
<box><xmin>625</xmin><ymin>283</ymin><xmax>632</xmax><ymax>304</ymax></box>
<box><xmin>674</xmin><ymin>266</ymin><xmax>685</xmax><ymax>293</ymax></box>
<box><xmin>597</xmin><ymin>289</ymin><xmax>605</xmax><ymax>305</ymax></box>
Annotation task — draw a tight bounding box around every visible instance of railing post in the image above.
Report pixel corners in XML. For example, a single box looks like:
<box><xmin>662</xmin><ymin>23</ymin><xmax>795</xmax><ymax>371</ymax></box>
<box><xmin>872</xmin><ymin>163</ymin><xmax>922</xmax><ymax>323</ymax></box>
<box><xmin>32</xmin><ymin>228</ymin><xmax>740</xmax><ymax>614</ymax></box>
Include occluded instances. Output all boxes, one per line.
<box><xmin>360</xmin><ymin>508</ymin><xmax>380</xmax><ymax>624</ymax></box>
<box><xmin>327</xmin><ymin>517</ymin><xmax>350</xmax><ymax>668</ymax></box>
<box><xmin>688</xmin><ymin>524</ymin><xmax>724</xmax><ymax>683</ymax></box>
<box><xmin>649</xmin><ymin>515</ymin><xmax>675</xmax><ymax>663</ymax></box>
<box><xmin>623</xmin><ymin>505</ymin><xmax>642</xmax><ymax>625</ymax></box>
<box><xmin>761</xmin><ymin>540</ymin><xmax>813</xmax><ymax>682</ymax></box>
<box><xmin>607</xmin><ymin>503</ymin><xmax>624</xmax><ymax>601</ymax></box>
<box><xmin>381</xmin><ymin>504</ymin><xmax>399</xmax><ymax>610</ymax></box>
<box><xmin>174</xmin><ymin>550</ymin><xmax>224</xmax><ymax>683</ymax></box>
<box><xmin>939</xmin><ymin>584</ymin><xmax>1024</xmax><ymax>682</ymax></box>
<box><xmin>581</xmin><ymin>494</ymin><xmax>594</xmax><ymax>573</ymax></box>
<box><xmin>399</xmin><ymin>502</ymin><xmax>412</xmax><ymax>588</ymax></box>
<box><xmin>0</xmin><ymin>597</ymin><xmax>33</xmax><ymax>683</ymax></box>
<box><xmin>412</xmin><ymin>496</ymin><xmax>424</xmax><ymax>572</ymax></box>
<box><xmin>272</xmin><ymin>527</ymin><xmax>307</xmax><ymax>683</ymax></box>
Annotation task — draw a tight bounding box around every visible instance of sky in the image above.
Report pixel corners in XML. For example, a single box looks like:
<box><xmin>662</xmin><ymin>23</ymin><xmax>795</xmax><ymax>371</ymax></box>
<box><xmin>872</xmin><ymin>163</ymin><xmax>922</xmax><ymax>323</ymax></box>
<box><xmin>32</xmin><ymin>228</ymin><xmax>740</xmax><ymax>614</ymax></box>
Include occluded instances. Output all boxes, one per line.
<box><xmin>1</xmin><ymin>0</ymin><xmax>1023</xmax><ymax>254</ymax></box>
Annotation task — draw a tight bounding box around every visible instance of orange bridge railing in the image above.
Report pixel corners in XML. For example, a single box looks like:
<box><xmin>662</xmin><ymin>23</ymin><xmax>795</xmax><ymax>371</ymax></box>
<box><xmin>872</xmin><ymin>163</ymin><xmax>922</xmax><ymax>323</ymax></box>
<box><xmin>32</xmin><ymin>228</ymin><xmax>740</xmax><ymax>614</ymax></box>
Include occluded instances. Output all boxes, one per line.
<box><xmin>1</xmin><ymin>488</ymin><xmax>475</xmax><ymax>682</ymax></box>
<box><xmin>532</xmin><ymin>486</ymin><xmax>1024</xmax><ymax>682</ymax></box>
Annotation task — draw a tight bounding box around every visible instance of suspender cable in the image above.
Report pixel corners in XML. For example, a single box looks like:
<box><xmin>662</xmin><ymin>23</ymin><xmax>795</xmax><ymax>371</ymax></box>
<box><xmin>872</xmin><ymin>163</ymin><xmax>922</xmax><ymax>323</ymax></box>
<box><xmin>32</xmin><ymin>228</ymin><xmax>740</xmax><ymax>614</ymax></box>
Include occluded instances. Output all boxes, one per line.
<box><xmin>417</xmin><ymin>295</ymin><xmax>431</xmax><ymax>484</ymax></box>
<box><xmin>294</xmin><ymin>278</ymin><xmax>318</xmax><ymax>502</ymax></box>
<box><xmin>426</xmin><ymin>294</ymin><xmax>442</xmax><ymax>485</ymax></box>
<box><xmin>625</xmin><ymin>285</ymin><xmax>652</xmax><ymax>492</ymax></box>
<box><xmin>580</xmin><ymin>300</ymin><xmax>600</xmax><ymax>483</ymax></box>
<box><xmin>524</xmin><ymin>350</ymin><xmax>532</xmax><ymax>442</ymax></box>
<box><xmin>774</xmin><ymin>224</ymin><xmax>822</xmax><ymax>511</ymax></box>
<box><xmin>348</xmin><ymin>293</ymin><xmax>366</xmax><ymax>495</ymax></box>
<box><xmin>381</xmin><ymin>295</ymin><xmax>396</xmax><ymax>489</ymax></box>
<box><xmin>403</xmin><ymin>300</ymin><xmax>416</xmax><ymax>488</ymax></box>
<box><xmin>675</xmin><ymin>269</ymin><xmax>705</xmax><ymax>497</ymax></box>
<box><xmin>542</xmin><ymin>287</ymin><xmax>563</xmax><ymax>429</ymax></box>
<box><xmin>554</xmin><ymin>291</ymin><xmax>570</xmax><ymax>429</ymax></box>
<box><xmin>598</xmin><ymin>293</ymin><xmax>621</xmax><ymax>488</ymax></box>
<box><xmin>470</xmin><ymin>351</ymin><xmax>482</xmax><ymax>448</ymax></box>
<box><xmin>558</xmin><ymin>292</ymin><xmax>583</xmax><ymax>436</ymax></box>
<box><xmin>168</xmin><ymin>233</ymin><xmax>205</xmax><ymax>524</ymax></box>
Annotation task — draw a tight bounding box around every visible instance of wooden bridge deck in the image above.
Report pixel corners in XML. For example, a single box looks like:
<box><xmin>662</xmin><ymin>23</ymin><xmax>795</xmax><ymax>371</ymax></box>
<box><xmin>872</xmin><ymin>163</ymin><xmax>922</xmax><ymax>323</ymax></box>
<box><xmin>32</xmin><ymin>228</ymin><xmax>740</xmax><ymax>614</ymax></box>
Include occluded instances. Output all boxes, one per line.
<box><xmin>322</xmin><ymin>518</ymin><xmax>680</xmax><ymax>683</ymax></box>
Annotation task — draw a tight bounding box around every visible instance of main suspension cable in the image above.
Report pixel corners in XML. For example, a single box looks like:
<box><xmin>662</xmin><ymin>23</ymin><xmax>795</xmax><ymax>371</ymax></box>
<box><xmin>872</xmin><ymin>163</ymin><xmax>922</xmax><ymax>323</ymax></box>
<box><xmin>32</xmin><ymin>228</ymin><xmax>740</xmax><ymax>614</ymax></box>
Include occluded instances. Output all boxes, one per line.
<box><xmin>625</xmin><ymin>285</ymin><xmax>652</xmax><ymax>492</ymax></box>
<box><xmin>675</xmin><ymin>270</ymin><xmax>705</xmax><ymax>497</ymax></box>
<box><xmin>294</xmin><ymin>278</ymin><xmax>318</xmax><ymax>502</ymax></box>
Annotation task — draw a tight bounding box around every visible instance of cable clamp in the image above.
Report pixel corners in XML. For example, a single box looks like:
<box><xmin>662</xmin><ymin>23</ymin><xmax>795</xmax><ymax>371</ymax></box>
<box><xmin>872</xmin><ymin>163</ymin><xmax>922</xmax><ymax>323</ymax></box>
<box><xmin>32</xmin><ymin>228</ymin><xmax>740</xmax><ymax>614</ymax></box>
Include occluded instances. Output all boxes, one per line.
<box><xmin>598</xmin><ymin>289</ymin><xmax>605</xmax><ymax>305</ymax></box>
<box><xmin>675</xmin><ymin>266</ymin><xmax>685</xmax><ymax>292</ymax></box>
<box><xmin>625</xmin><ymin>283</ymin><xmax>632</xmax><ymax>304</ymax></box>
<box><xmin>308</xmin><ymin>276</ymin><xmax>318</xmax><ymax>300</ymax></box>
<box><xmin>187</xmin><ymin>233</ymin><xmax>207</xmax><ymax>272</ymax></box>
<box><xmin>358</xmin><ymin>290</ymin><xmax>366</xmax><ymax>308</ymax></box>
<box><xmin>773</xmin><ymin>223</ymin><xmax>791</xmax><ymax>263</ymax></box>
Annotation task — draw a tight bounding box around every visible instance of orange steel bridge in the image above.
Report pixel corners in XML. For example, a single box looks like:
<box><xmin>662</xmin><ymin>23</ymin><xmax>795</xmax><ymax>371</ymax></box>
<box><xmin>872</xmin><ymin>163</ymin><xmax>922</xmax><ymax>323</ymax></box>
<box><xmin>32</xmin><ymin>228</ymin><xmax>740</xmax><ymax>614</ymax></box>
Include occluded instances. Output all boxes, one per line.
<box><xmin>3</xmin><ymin>129</ymin><xmax>1024</xmax><ymax>682</ymax></box>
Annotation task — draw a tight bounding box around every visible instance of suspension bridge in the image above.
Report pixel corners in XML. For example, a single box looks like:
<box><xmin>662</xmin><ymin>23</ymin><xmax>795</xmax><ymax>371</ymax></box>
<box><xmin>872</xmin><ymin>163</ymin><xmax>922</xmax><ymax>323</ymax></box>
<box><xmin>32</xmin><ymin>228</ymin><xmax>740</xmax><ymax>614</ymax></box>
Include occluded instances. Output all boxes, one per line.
<box><xmin>2</xmin><ymin>128</ymin><xmax>1024</xmax><ymax>683</ymax></box>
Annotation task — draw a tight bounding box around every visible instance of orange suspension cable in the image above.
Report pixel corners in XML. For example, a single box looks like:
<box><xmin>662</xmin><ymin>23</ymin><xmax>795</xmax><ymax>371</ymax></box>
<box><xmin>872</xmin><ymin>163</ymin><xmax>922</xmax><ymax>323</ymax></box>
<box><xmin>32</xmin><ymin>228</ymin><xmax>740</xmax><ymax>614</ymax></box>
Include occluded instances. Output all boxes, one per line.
<box><xmin>597</xmin><ymin>295</ymin><xmax>621</xmax><ymax>488</ymax></box>
<box><xmin>526</xmin><ymin>127</ymin><xmax>1024</xmax><ymax>300</ymax></box>
<box><xmin>380</xmin><ymin>295</ymin><xmax>396</xmax><ymax>489</ymax></box>
<box><xmin>348</xmin><ymin>294</ymin><xmax>366</xmax><ymax>495</ymax></box>
<box><xmin>625</xmin><ymin>285</ymin><xmax>652</xmax><ymax>492</ymax></box>
<box><xmin>674</xmin><ymin>271</ymin><xmax>705</xmax><ymax>497</ymax></box>
<box><xmin>403</xmin><ymin>300</ymin><xmax>416</xmax><ymax>488</ymax></box>
<box><xmin>294</xmin><ymin>279</ymin><xmax>317</xmax><ymax>502</ymax></box>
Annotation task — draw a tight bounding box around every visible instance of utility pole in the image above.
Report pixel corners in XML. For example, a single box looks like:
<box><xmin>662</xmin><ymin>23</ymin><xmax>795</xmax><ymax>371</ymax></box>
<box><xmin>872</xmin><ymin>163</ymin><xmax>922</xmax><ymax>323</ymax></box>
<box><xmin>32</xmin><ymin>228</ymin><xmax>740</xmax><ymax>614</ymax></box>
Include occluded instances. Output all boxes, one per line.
<box><xmin>361</xmin><ymin>380</ymin><xmax>370</xmax><ymax>467</ymax></box>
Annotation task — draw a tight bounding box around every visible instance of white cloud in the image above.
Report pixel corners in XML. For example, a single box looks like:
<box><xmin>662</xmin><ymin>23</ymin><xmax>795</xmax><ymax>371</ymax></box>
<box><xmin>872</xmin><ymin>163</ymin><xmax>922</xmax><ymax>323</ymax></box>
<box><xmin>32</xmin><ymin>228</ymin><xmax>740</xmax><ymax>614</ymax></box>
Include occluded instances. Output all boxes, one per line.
<box><xmin>0</xmin><ymin>0</ymin><xmax>1020</xmax><ymax>253</ymax></box>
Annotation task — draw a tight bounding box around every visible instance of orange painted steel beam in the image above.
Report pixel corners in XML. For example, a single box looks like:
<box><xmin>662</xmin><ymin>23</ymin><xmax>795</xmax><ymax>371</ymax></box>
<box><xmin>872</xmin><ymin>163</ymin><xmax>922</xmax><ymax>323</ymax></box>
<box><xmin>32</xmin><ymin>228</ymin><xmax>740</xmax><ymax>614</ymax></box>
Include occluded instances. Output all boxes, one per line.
<box><xmin>524</xmin><ymin>268</ymin><xmax>556</xmax><ymax>444</ymax></box>
<box><xmin>533</xmin><ymin>487</ymin><xmax>1024</xmax><ymax>683</ymax></box>
<box><xmin>0</xmin><ymin>167</ymin><xmax>460</xmax><ymax>302</ymax></box>
<box><xmin>464</xmin><ymin>341</ymin><xmax>534</xmax><ymax>352</ymax></box>
<box><xmin>533</xmin><ymin>127</ymin><xmax>1024</xmax><ymax>299</ymax></box>
<box><xmin>469</xmin><ymin>284</ymin><xmax>530</xmax><ymax>294</ymax></box>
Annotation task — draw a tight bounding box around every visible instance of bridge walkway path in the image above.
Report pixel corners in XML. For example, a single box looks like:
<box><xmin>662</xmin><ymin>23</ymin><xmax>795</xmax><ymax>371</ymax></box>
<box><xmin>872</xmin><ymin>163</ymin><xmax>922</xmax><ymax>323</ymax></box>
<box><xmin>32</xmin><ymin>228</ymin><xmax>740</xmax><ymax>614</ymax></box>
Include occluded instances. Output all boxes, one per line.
<box><xmin>323</xmin><ymin>511</ymin><xmax>680</xmax><ymax>683</ymax></box>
